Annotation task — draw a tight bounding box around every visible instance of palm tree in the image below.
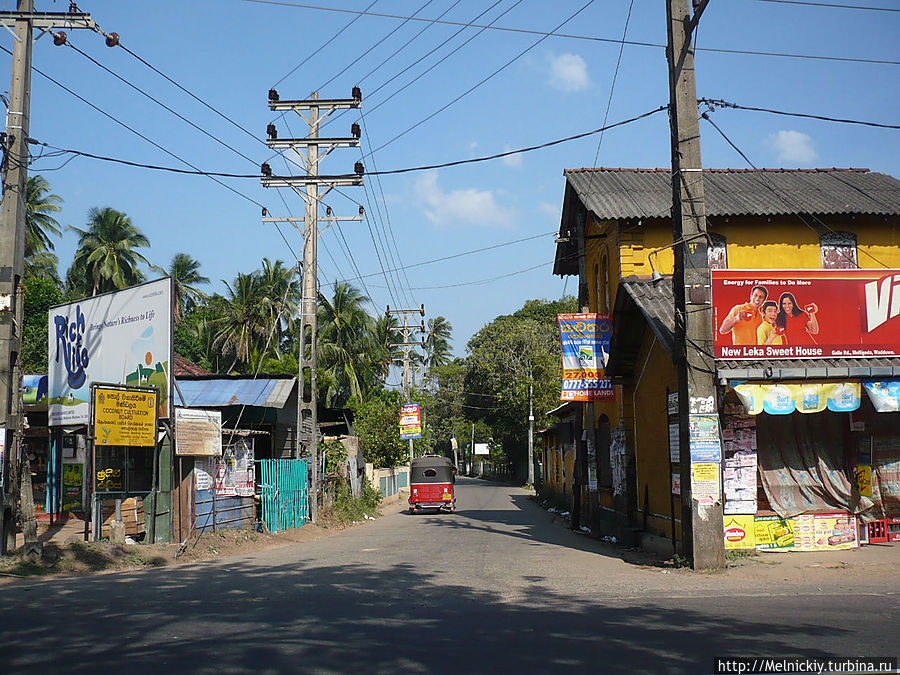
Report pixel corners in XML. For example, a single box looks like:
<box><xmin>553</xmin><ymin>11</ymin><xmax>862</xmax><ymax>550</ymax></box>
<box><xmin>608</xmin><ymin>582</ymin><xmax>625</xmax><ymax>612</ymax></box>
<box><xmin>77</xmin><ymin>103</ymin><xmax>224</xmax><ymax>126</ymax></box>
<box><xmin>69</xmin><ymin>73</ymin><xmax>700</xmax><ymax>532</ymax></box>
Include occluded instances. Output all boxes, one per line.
<box><xmin>317</xmin><ymin>281</ymin><xmax>375</xmax><ymax>406</ymax></box>
<box><xmin>258</xmin><ymin>258</ymin><xmax>300</xmax><ymax>347</ymax></box>
<box><xmin>168</xmin><ymin>253</ymin><xmax>210</xmax><ymax>322</ymax></box>
<box><xmin>372</xmin><ymin>312</ymin><xmax>401</xmax><ymax>381</ymax></box>
<box><xmin>24</xmin><ymin>175</ymin><xmax>63</xmax><ymax>281</ymax></box>
<box><xmin>425</xmin><ymin>316</ymin><xmax>453</xmax><ymax>368</ymax></box>
<box><xmin>67</xmin><ymin>207</ymin><xmax>150</xmax><ymax>296</ymax></box>
<box><xmin>213</xmin><ymin>272</ymin><xmax>268</xmax><ymax>372</ymax></box>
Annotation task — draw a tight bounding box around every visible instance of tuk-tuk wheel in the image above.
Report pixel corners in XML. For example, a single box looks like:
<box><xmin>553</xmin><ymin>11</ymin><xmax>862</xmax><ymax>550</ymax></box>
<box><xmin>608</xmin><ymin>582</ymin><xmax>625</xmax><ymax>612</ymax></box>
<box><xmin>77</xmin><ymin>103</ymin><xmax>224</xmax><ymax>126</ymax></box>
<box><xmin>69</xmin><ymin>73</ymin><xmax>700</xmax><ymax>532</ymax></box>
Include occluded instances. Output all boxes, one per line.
<box><xmin>409</xmin><ymin>506</ymin><xmax>415</xmax><ymax>515</ymax></box>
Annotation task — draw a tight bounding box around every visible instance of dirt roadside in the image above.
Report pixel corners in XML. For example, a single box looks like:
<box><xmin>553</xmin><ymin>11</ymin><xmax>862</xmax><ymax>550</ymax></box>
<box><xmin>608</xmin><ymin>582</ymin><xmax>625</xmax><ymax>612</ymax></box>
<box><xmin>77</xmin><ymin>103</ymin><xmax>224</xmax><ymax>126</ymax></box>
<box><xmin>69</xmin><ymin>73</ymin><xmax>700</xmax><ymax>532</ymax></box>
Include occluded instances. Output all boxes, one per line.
<box><xmin>0</xmin><ymin>499</ymin><xmax>407</xmax><ymax>583</ymax></box>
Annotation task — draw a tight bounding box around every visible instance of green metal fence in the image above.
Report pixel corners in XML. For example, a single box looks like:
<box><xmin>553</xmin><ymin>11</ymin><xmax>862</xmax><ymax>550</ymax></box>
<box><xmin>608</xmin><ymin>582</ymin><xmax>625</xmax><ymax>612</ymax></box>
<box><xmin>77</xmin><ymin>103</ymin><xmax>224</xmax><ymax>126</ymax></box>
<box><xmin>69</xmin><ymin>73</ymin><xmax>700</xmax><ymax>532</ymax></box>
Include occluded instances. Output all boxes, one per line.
<box><xmin>259</xmin><ymin>459</ymin><xmax>309</xmax><ymax>533</ymax></box>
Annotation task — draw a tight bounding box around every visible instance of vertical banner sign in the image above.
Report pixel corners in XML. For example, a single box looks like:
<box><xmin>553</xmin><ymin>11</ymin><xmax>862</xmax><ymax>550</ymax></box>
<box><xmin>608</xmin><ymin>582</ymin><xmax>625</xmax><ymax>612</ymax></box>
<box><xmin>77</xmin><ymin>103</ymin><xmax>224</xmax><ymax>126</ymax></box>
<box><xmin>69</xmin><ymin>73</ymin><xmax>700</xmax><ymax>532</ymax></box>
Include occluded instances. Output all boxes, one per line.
<box><xmin>400</xmin><ymin>403</ymin><xmax>422</xmax><ymax>439</ymax></box>
<box><xmin>48</xmin><ymin>277</ymin><xmax>173</xmax><ymax>425</ymax></box>
<box><xmin>558</xmin><ymin>313</ymin><xmax>614</xmax><ymax>401</ymax></box>
<box><xmin>712</xmin><ymin>269</ymin><xmax>900</xmax><ymax>360</ymax></box>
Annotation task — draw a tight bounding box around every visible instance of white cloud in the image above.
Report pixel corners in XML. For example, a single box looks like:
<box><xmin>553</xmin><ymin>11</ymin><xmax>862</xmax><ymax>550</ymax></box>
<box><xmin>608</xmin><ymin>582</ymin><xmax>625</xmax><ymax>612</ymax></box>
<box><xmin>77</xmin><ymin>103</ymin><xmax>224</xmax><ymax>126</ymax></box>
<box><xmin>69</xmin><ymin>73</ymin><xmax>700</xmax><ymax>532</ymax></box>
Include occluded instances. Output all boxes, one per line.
<box><xmin>501</xmin><ymin>144</ymin><xmax>523</xmax><ymax>168</ymax></box>
<box><xmin>547</xmin><ymin>52</ymin><xmax>591</xmax><ymax>92</ymax></box>
<box><xmin>766</xmin><ymin>130</ymin><xmax>818</xmax><ymax>164</ymax></box>
<box><xmin>539</xmin><ymin>202</ymin><xmax>559</xmax><ymax>220</ymax></box>
<box><xmin>413</xmin><ymin>171</ymin><xmax>514</xmax><ymax>228</ymax></box>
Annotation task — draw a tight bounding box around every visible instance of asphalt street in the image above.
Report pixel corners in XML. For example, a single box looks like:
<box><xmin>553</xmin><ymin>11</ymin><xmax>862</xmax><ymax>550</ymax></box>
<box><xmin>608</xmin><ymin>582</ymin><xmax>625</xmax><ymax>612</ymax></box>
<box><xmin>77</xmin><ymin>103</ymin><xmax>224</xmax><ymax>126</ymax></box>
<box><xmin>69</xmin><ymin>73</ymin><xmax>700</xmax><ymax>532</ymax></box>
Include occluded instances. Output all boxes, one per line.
<box><xmin>2</xmin><ymin>477</ymin><xmax>897</xmax><ymax>674</ymax></box>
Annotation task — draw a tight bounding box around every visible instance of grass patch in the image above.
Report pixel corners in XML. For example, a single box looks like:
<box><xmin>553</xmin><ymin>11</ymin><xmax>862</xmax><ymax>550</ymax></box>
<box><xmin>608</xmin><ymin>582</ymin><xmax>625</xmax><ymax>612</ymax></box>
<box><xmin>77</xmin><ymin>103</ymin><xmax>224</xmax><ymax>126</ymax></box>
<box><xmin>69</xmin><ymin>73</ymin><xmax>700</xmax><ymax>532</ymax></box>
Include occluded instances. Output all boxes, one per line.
<box><xmin>324</xmin><ymin>478</ymin><xmax>383</xmax><ymax>525</ymax></box>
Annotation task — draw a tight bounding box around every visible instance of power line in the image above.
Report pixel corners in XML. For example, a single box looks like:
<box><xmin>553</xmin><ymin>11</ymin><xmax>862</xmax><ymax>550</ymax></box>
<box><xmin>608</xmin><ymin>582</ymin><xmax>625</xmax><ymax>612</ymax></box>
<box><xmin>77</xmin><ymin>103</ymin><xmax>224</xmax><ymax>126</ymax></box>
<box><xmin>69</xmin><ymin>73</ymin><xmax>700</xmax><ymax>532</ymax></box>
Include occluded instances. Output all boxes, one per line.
<box><xmin>368</xmin><ymin>1</ymin><xmax>598</xmax><ymax>156</ymax></box>
<box><xmin>700</xmin><ymin>98</ymin><xmax>900</xmax><ymax>129</ymax></box>
<box><xmin>754</xmin><ymin>0</ymin><xmax>900</xmax><ymax>12</ymax></box>
<box><xmin>592</xmin><ymin>0</ymin><xmax>635</xmax><ymax>167</ymax></box>
<box><xmin>339</xmin><ymin>230</ymin><xmax>557</xmax><ymax>283</ymax></box>
<box><xmin>699</xmin><ymin>110</ymin><xmax>892</xmax><ymax>269</ymax></box>
<box><xmin>242</xmin><ymin>0</ymin><xmax>900</xmax><ymax>66</ymax></box>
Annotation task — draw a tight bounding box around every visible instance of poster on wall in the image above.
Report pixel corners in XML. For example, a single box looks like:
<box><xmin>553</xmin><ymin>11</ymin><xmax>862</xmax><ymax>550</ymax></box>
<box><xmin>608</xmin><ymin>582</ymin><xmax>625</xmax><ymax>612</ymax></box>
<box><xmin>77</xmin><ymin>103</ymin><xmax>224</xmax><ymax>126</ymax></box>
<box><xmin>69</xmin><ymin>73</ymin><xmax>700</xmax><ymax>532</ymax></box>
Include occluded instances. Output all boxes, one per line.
<box><xmin>690</xmin><ymin>462</ymin><xmax>720</xmax><ymax>505</ymax></box>
<box><xmin>48</xmin><ymin>277</ymin><xmax>172</xmax><ymax>426</ymax></box>
<box><xmin>755</xmin><ymin>515</ymin><xmax>795</xmax><ymax>551</ymax></box>
<box><xmin>793</xmin><ymin>513</ymin><xmax>858</xmax><ymax>551</ymax></box>
<box><xmin>62</xmin><ymin>463</ymin><xmax>83</xmax><ymax>512</ymax></box>
<box><xmin>723</xmin><ymin>515</ymin><xmax>756</xmax><ymax>550</ymax></box>
<box><xmin>558</xmin><ymin>313</ymin><xmax>614</xmax><ymax>401</ymax></box>
<box><xmin>712</xmin><ymin>269</ymin><xmax>900</xmax><ymax>360</ymax></box>
<box><xmin>175</xmin><ymin>408</ymin><xmax>222</xmax><ymax>456</ymax></box>
<box><xmin>689</xmin><ymin>414</ymin><xmax>722</xmax><ymax>463</ymax></box>
<box><xmin>215</xmin><ymin>439</ymin><xmax>255</xmax><ymax>497</ymax></box>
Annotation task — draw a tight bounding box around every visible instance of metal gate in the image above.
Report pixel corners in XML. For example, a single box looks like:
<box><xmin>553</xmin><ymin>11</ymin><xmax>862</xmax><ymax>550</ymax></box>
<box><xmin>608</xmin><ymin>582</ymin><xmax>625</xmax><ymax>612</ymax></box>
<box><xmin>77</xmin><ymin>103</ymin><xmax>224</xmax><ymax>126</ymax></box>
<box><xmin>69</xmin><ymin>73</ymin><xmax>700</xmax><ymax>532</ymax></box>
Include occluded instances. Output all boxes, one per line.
<box><xmin>259</xmin><ymin>459</ymin><xmax>309</xmax><ymax>533</ymax></box>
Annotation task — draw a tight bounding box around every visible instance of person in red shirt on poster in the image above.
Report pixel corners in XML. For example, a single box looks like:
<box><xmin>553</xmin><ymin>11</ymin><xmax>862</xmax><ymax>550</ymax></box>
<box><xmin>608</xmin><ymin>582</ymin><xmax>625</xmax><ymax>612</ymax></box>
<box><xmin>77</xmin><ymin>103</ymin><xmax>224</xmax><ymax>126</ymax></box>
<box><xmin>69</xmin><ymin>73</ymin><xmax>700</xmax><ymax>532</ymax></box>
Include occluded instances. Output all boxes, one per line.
<box><xmin>775</xmin><ymin>292</ymin><xmax>819</xmax><ymax>345</ymax></box>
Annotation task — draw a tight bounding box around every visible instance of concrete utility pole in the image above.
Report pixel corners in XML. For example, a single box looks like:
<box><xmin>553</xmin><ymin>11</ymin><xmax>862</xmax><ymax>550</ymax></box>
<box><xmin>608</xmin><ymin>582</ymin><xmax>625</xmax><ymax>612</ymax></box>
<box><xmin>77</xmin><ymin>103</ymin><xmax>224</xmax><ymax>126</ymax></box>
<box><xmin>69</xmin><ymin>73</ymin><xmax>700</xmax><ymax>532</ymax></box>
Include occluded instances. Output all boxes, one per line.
<box><xmin>386</xmin><ymin>305</ymin><xmax>425</xmax><ymax>464</ymax></box>
<box><xmin>574</xmin><ymin>212</ymin><xmax>599</xmax><ymax>533</ymax></box>
<box><xmin>0</xmin><ymin>2</ymin><xmax>95</xmax><ymax>554</ymax></box>
<box><xmin>263</xmin><ymin>88</ymin><xmax>363</xmax><ymax>523</ymax></box>
<box><xmin>527</xmin><ymin>381</ymin><xmax>534</xmax><ymax>486</ymax></box>
<box><xmin>665</xmin><ymin>0</ymin><xmax>724</xmax><ymax>569</ymax></box>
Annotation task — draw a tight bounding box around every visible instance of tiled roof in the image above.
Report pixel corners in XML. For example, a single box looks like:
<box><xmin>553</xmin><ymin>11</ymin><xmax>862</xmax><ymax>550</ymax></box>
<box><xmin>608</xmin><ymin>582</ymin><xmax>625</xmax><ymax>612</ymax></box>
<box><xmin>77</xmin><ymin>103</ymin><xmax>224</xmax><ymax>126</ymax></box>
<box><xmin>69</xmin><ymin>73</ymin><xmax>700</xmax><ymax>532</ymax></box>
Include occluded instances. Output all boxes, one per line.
<box><xmin>173</xmin><ymin>352</ymin><xmax>212</xmax><ymax>376</ymax></box>
<box><xmin>606</xmin><ymin>276</ymin><xmax>900</xmax><ymax>380</ymax></box>
<box><xmin>564</xmin><ymin>168</ymin><xmax>900</xmax><ymax>220</ymax></box>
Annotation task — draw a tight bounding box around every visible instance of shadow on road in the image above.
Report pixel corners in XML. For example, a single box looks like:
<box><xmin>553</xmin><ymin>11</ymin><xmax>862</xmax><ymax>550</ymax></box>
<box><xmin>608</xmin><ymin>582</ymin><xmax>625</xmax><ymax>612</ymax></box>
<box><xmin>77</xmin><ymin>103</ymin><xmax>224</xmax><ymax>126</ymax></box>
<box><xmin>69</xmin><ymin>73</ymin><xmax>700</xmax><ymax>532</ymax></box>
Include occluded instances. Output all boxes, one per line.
<box><xmin>1</xmin><ymin>548</ymin><xmax>854</xmax><ymax>675</ymax></box>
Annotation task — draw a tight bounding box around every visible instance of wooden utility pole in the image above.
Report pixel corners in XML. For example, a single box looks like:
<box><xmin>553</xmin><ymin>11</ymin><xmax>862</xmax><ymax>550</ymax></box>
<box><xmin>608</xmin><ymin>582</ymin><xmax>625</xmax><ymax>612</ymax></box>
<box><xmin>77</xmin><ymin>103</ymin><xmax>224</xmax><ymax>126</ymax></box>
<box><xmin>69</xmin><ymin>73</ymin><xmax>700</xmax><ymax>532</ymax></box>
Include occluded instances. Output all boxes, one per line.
<box><xmin>666</xmin><ymin>0</ymin><xmax>725</xmax><ymax>569</ymax></box>
<box><xmin>263</xmin><ymin>88</ymin><xmax>363</xmax><ymax>523</ymax></box>
<box><xmin>0</xmin><ymin>2</ymin><xmax>95</xmax><ymax>554</ymax></box>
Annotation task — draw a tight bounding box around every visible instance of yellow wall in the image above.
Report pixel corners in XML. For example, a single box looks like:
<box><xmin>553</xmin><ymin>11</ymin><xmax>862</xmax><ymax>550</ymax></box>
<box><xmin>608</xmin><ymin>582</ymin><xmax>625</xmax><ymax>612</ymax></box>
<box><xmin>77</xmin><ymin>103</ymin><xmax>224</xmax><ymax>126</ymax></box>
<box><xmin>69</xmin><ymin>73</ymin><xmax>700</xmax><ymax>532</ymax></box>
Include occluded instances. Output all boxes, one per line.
<box><xmin>541</xmin><ymin>432</ymin><xmax>575</xmax><ymax>499</ymax></box>
<box><xmin>580</xmin><ymin>208</ymin><xmax>898</xmax><ymax>536</ymax></box>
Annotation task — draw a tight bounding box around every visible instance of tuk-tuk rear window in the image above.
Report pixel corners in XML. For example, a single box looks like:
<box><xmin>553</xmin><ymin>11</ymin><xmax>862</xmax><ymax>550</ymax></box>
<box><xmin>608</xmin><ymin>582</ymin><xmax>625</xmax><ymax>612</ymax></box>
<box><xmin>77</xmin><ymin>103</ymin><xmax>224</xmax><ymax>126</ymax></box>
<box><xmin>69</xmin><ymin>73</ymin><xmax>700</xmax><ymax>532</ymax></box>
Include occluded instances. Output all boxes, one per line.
<box><xmin>424</xmin><ymin>468</ymin><xmax>437</xmax><ymax>477</ymax></box>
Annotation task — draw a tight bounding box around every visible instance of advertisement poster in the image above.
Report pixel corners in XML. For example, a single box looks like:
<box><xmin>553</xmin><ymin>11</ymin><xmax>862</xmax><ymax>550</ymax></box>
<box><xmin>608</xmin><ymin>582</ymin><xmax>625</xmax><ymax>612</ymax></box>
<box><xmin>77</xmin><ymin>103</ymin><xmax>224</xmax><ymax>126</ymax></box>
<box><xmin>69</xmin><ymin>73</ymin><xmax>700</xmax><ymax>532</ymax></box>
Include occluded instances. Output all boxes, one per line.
<box><xmin>175</xmin><ymin>408</ymin><xmax>223</xmax><ymax>456</ymax></box>
<box><xmin>863</xmin><ymin>380</ymin><xmax>900</xmax><ymax>412</ymax></box>
<box><xmin>215</xmin><ymin>440</ymin><xmax>255</xmax><ymax>497</ymax></box>
<box><xmin>93</xmin><ymin>387</ymin><xmax>159</xmax><ymax>447</ymax></box>
<box><xmin>712</xmin><ymin>269</ymin><xmax>900</xmax><ymax>360</ymax></box>
<box><xmin>723</xmin><ymin>515</ymin><xmax>756</xmax><ymax>550</ymax></box>
<box><xmin>793</xmin><ymin>513</ymin><xmax>858</xmax><ymax>551</ymax></box>
<box><xmin>48</xmin><ymin>277</ymin><xmax>172</xmax><ymax>426</ymax></box>
<box><xmin>558</xmin><ymin>313</ymin><xmax>614</xmax><ymax>401</ymax></box>
<box><xmin>689</xmin><ymin>414</ymin><xmax>722</xmax><ymax>463</ymax></box>
<box><xmin>734</xmin><ymin>382</ymin><xmax>861</xmax><ymax>416</ymax></box>
<box><xmin>755</xmin><ymin>515</ymin><xmax>795</xmax><ymax>551</ymax></box>
<box><xmin>668</xmin><ymin>423</ymin><xmax>680</xmax><ymax>463</ymax></box>
<box><xmin>399</xmin><ymin>403</ymin><xmax>422</xmax><ymax>440</ymax></box>
<box><xmin>62</xmin><ymin>463</ymin><xmax>83</xmax><ymax>512</ymax></box>
<box><xmin>690</xmin><ymin>462</ymin><xmax>720</xmax><ymax>505</ymax></box>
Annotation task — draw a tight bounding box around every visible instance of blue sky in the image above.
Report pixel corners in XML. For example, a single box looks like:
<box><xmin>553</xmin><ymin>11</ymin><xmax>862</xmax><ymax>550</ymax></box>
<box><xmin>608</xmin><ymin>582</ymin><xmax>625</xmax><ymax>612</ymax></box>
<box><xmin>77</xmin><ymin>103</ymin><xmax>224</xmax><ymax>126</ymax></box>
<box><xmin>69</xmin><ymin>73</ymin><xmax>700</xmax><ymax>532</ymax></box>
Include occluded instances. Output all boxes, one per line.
<box><xmin>4</xmin><ymin>0</ymin><xmax>898</xmax><ymax>359</ymax></box>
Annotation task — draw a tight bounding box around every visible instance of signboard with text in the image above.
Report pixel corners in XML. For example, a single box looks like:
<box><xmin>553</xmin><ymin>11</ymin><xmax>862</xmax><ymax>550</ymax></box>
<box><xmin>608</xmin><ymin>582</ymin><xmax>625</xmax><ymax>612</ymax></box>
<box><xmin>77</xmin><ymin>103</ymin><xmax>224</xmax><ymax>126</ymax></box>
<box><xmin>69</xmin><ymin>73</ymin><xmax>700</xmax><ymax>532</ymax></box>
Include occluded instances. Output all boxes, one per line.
<box><xmin>558</xmin><ymin>313</ymin><xmax>614</xmax><ymax>401</ymax></box>
<box><xmin>93</xmin><ymin>386</ymin><xmax>158</xmax><ymax>447</ymax></box>
<box><xmin>712</xmin><ymin>269</ymin><xmax>900</xmax><ymax>360</ymax></box>
<box><xmin>48</xmin><ymin>277</ymin><xmax>172</xmax><ymax>425</ymax></box>
<box><xmin>400</xmin><ymin>403</ymin><xmax>422</xmax><ymax>440</ymax></box>
<box><xmin>175</xmin><ymin>408</ymin><xmax>223</xmax><ymax>456</ymax></box>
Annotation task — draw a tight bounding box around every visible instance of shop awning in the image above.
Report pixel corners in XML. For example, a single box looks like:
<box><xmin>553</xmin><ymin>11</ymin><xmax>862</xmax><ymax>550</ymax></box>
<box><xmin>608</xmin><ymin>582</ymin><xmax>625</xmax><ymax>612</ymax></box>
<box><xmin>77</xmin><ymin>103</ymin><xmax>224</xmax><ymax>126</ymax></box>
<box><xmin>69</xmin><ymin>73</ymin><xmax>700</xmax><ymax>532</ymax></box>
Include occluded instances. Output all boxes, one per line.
<box><xmin>734</xmin><ymin>380</ymin><xmax>900</xmax><ymax>415</ymax></box>
<box><xmin>174</xmin><ymin>377</ymin><xmax>295</xmax><ymax>408</ymax></box>
<box><xmin>717</xmin><ymin>358</ymin><xmax>900</xmax><ymax>383</ymax></box>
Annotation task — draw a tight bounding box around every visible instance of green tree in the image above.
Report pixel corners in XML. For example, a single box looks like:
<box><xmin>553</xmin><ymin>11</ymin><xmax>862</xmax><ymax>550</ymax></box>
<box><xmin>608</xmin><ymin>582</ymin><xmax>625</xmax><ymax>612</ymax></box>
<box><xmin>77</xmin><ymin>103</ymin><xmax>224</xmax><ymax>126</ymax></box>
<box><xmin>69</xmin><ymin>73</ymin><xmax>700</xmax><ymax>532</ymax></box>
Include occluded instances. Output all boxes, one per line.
<box><xmin>213</xmin><ymin>272</ymin><xmax>268</xmax><ymax>372</ymax></box>
<box><xmin>463</xmin><ymin>296</ymin><xmax>575</xmax><ymax>472</ymax></box>
<box><xmin>351</xmin><ymin>389</ymin><xmax>409</xmax><ymax>468</ymax></box>
<box><xmin>67</xmin><ymin>207</ymin><xmax>151</xmax><ymax>296</ymax></box>
<box><xmin>24</xmin><ymin>175</ymin><xmax>63</xmax><ymax>283</ymax></box>
<box><xmin>424</xmin><ymin>316</ymin><xmax>453</xmax><ymax>369</ymax></box>
<box><xmin>168</xmin><ymin>253</ymin><xmax>210</xmax><ymax>323</ymax></box>
<box><xmin>317</xmin><ymin>281</ymin><xmax>375</xmax><ymax>407</ymax></box>
<box><xmin>21</xmin><ymin>275</ymin><xmax>63</xmax><ymax>373</ymax></box>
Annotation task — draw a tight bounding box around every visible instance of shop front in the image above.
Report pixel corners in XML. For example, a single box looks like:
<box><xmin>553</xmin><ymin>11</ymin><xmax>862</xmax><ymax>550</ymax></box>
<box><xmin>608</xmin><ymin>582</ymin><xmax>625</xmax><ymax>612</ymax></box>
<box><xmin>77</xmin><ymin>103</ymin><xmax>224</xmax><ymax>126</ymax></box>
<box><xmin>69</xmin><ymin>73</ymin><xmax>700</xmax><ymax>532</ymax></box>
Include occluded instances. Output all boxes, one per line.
<box><xmin>713</xmin><ymin>269</ymin><xmax>900</xmax><ymax>552</ymax></box>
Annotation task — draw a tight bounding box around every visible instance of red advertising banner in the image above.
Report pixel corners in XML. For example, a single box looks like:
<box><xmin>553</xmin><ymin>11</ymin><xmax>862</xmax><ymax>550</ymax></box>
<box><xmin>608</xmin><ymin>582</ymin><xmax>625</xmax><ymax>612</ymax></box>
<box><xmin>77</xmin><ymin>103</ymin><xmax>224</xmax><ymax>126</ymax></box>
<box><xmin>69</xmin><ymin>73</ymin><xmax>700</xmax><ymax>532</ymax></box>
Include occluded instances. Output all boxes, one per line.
<box><xmin>712</xmin><ymin>269</ymin><xmax>900</xmax><ymax>360</ymax></box>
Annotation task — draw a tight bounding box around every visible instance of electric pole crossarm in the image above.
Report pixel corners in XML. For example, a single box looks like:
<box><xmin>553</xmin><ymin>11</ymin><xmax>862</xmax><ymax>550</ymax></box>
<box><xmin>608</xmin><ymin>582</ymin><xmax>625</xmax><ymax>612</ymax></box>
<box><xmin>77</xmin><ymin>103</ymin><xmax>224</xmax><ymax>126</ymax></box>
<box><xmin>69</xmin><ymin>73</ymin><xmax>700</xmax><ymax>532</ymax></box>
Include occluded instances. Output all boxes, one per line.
<box><xmin>262</xmin><ymin>175</ymin><xmax>363</xmax><ymax>188</ymax></box>
<box><xmin>269</xmin><ymin>97</ymin><xmax>360</xmax><ymax>111</ymax></box>
<box><xmin>267</xmin><ymin>138</ymin><xmax>360</xmax><ymax>149</ymax></box>
<box><xmin>0</xmin><ymin>12</ymin><xmax>94</xmax><ymax>29</ymax></box>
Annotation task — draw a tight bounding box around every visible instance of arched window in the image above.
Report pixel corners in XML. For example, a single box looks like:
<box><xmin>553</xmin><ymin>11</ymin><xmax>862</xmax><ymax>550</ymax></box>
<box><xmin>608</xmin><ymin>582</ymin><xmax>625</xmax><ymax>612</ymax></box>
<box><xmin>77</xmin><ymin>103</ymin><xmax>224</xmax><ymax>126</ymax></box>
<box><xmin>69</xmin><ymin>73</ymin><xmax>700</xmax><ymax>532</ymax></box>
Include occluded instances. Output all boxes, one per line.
<box><xmin>708</xmin><ymin>232</ymin><xmax>728</xmax><ymax>270</ymax></box>
<box><xmin>820</xmin><ymin>231</ymin><xmax>858</xmax><ymax>269</ymax></box>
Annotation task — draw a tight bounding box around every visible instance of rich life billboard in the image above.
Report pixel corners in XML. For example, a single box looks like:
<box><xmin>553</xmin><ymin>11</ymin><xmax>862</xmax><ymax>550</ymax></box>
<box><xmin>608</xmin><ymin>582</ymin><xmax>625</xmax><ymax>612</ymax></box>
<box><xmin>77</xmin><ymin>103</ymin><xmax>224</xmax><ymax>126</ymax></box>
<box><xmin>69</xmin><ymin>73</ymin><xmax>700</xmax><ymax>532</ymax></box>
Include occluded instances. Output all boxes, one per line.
<box><xmin>712</xmin><ymin>269</ymin><xmax>900</xmax><ymax>360</ymax></box>
<box><xmin>48</xmin><ymin>277</ymin><xmax>173</xmax><ymax>426</ymax></box>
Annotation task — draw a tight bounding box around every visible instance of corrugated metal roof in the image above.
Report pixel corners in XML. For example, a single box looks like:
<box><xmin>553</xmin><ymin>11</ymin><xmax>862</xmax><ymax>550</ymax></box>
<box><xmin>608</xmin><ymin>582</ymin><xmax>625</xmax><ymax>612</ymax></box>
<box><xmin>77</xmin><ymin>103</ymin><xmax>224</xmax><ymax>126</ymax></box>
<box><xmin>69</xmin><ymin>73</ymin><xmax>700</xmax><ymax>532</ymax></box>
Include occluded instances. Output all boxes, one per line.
<box><xmin>174</xmin><ymin>377</ymin><xmax>295</xmax><ymax>408</ymax></box>
<box><xmin>564</xmin><ymin>168</ymin><xmax>900</xmax><ymax>219</ymax></box>
<box><xmin>606</xmin><ymin>276</ymin><xmax>900</xmax><ymax>379</ymax></box>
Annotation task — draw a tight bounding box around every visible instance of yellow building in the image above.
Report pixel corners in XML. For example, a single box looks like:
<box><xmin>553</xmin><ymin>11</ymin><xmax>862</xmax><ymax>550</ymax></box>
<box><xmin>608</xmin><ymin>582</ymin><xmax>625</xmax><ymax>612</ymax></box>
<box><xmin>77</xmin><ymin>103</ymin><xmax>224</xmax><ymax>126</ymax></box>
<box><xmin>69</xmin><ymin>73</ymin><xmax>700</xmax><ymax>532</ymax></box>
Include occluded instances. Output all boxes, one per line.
<box><xmin>551</xmin><ymin>167</ymin><xmax>900</xmax><ymax>556</ymax></box>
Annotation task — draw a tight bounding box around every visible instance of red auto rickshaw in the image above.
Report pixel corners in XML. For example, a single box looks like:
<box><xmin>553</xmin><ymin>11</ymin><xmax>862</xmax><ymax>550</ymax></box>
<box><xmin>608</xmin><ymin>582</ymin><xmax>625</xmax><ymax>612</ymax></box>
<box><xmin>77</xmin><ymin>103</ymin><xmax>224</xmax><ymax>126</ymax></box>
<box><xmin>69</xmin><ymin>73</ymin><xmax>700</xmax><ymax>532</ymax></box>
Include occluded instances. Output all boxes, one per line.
<box><xmin>408</xmin><ymin>455</ymin><xmax>456</xmax><ymax>514</ymax></box>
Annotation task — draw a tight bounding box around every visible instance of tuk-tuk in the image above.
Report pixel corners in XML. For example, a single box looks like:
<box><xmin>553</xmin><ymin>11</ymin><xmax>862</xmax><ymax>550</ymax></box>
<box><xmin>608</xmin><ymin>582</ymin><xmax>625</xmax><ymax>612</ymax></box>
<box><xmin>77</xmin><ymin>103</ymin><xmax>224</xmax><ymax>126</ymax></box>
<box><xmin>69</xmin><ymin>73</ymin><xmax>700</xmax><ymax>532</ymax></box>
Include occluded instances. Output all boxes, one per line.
<box><xmin>408</xmin><ymin>455</ymin><xmax>456</xmax><ymax>514</ymax></box>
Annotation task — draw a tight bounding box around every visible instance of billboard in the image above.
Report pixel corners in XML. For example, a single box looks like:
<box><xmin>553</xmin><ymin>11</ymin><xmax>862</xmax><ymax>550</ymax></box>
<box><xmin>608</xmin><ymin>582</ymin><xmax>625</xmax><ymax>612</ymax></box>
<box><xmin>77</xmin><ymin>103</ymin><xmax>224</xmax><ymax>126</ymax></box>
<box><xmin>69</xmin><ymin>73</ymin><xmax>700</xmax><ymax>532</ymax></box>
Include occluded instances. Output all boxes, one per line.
<box><xmin>48</xmin><ymin>278</ymin><xmax>172</xmax><ymax>426</ymax></box>
<box><xmin>93</xmin><ymin>386</ymin><xmax>159</xmax><ymax>447</ymax></box>
<box><xmin>712</xmin><ymin>269</ymin><xmax>900</xmax><ymax>360</ymax></box>
<box><xmin>558</xmin><ymin>313</ymin><xmax>614</xmax><ymax>401</ymax></box>
<box><xmin>175</xmin><ymin>408</ymin><xmax>223</xmax><ymax>456</ymax></box>
<box><xmin>400</xmin><ymin>403</ymin><xmax>422</xmax><ymax>439</ymax></box>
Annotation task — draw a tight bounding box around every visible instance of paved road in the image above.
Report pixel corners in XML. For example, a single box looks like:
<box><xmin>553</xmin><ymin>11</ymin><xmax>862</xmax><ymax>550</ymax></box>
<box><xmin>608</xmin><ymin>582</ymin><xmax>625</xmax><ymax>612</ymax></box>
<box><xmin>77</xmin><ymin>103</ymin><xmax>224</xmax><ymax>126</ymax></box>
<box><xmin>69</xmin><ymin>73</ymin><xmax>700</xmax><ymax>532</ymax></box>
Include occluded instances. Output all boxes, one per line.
<box><xmin>2</xmin><ymin>478</ymin><xmax>898</xmax><ymax>674</ymax></box>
